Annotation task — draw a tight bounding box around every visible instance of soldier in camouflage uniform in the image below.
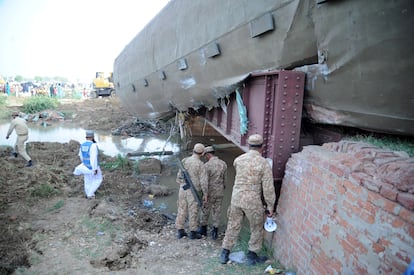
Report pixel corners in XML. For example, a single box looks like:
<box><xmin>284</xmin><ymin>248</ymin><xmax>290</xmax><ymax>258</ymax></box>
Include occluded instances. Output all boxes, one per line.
<box><xmin>198</xmin><ymin>146</ymin><xmax>227</xmax><ymax>240</ymax></box>
<box><xmin>220</xmin><ymin>134</ymin><xmax>275</xmax><ymax>265</ymax></box>
<box><xmin>175</xmin><ymin>143</ymin><xmax>208</xmax><ymax>240</ymax></box>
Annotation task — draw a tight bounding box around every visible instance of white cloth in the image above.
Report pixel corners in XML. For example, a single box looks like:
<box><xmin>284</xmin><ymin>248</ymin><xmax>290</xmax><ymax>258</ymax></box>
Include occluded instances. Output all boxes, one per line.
<box><xmin>73</xmin><ymin>142</ymin><xmax>102</xmax><ymax>197</ymax></box>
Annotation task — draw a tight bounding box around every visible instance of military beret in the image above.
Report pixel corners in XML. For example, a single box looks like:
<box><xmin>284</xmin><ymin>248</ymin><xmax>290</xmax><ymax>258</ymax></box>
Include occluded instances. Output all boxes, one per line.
<box><xmin>203</xmin><ymin>146</ymin><xmax>215</xmax><ymax>155</ymax></box>
<box><xmin>248</xmin><ymin>134</ymin><xmax>263</xmax><ymax>146</ymax></box>
<box><xmin>193</xmin><ymin>143</ymin><xmax>205</xmax><ymax>154</ymax></box>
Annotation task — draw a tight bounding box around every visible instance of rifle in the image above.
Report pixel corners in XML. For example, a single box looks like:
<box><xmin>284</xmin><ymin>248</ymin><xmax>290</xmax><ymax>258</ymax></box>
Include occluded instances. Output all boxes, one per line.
<box><xmin>177</xmin><ymin>159</ymin><xmax>203</xmax><ymax>207</ymax></box>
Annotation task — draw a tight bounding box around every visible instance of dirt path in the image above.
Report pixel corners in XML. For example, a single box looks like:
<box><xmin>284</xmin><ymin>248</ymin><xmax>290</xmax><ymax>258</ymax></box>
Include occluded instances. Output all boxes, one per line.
<box><xmin>0</xmin><ymin>97</ymin><xmax>276</xmax><ymax>275</ymax></box>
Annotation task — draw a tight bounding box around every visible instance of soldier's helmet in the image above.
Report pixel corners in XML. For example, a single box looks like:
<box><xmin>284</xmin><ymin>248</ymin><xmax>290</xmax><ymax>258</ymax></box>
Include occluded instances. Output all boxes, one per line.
<box><xmin>248</xmin><ymin>134</ymin><xmax>263</xmax><ymax>146</ymax></box>
<box><xmin>85</xmin><ymin>130</ymin><xmax>95</xmax><ymax>138</ymax></box>
<box><xmin>193</xmin><ymin>143</ymin><xmax>205</xmax><ymax>154</ymax></box>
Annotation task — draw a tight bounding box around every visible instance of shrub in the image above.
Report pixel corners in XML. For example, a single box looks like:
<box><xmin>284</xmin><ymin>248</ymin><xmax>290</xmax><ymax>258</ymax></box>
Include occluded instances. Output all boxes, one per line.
<box><xmin>22</xmin><ymin>96</ymin><xmax>58</xmax><ymax>114</ymax></box>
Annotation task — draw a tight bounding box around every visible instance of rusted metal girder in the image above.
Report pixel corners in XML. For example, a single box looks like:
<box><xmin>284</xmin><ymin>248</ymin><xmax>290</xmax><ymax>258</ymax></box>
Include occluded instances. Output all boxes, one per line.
<box><xmin>205</xmin><ymin>70</ymin><xmax>305</xmax><ymax>181</ymax></box>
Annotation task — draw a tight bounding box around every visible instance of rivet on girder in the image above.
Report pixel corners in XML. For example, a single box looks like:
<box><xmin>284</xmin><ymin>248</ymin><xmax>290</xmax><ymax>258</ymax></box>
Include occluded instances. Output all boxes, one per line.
<box><xmin>295</xmin><ymin>92</ymin><xmax>299</xmax><ymax>96</ymax></box>
<box><xmin>293</xmin><ymin>116</ymin><xmax>297</xmax><ymax>120</ymax></box>
<box><xmin>295</xmin><ymin>100</ymin><xmax>298</xmax><ymax>104</ymax></box>
<box><xmin>291</xmin><ymin>138</ymin><xmax>295</xmax><ymax>142</ymax></box>
<box><xmin>279</xmin><ymin>145</ymin><xmax>283</xmax><ymax>149</ymax></box>
<box><xmin>283</xmin><ymin>92</ymin><xmax>287</xmax><ymax>96</ymax></box>
<box><xmin>296</xmin><ymin>76</ymin><xmax>300</xmax><ymax>80</ymax></box>
<box><xmin>282</xmin><ymin>108</ymin><xmax>285</xmax><ymax>111</ymax></box>
<box><xmin>296</xmin><ymin>85</ymin><xmax>300</xmax><ymax>88</ymax></box>
<box><xmin>281</xmin><ymin>123</ymin><xmax>285</xmax><ymax>127</ymax></box>
<box><xmin>294</xmin><ymin>108</ymin><xmax>297</xmax><ymax>112</ymax></box>
<box><xmin>283</xmin><ymin>84</ymin><xmax>287</xmax><ymax>88</ymax></box>
<box><xmin>280</xmin><ymin>138</ymin><xmax>283</xmax><ymax>142</ymax></box>
<box><xmin>293</xmin><ymin>123</ymin><xmax>296</xmax><ymax>127</ymax></box>
<box><xmin>281</xmin><ymin>115</ymin><xmax>285</xmax><ymax>119</ymax></box>
<box><xmin>266</xmin><ymin>97</ymin><xmax>270</xmax><ymax>101</ymax></box>
<box><xmin>266</xmin><ymin>104</ymin><xmax>270</xmax><ymax>108</ymax></box>
<box><xmin>278</xmin><ymin>153</ymin><xmax>282</xmax><ymax>156</ymax></box>
<box><xmin>282</xmin><ymin>99</ymin><xmax>286</xmax><ymax>103</ymax></box>
<box><xmin>291</xmin><ymin>146</ymin><xmax>295</xmax><ymax>149</ymax></box>
<box><xmin>281</xmin><ymin>131</ymin><xmax>284</xmax><ymax>134</ymax></box>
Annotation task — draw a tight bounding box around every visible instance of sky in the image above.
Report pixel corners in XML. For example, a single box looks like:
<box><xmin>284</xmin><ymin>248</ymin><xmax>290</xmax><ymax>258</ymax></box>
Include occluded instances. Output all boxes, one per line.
<box><xmin>0</xmin><ymin>0</ymin><xmax>170</xmax><ymax>82</ymax></box>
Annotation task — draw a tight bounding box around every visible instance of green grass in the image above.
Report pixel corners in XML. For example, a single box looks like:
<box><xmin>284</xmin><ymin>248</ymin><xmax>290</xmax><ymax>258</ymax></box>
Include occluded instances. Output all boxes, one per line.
<box><xmin>29</xmin><ymin>183</ymin><xmax>58</xmax><ymax>198</ymax></box>
<box><xmin>101</xmin><ymin>154</ymin><xmax>133</xmax><ymax>171</ymax></box>
<box><xmin>46</xmin><ymin>200</ymin><xmax>65</xmax><ymax>213</ymax></box>
<box><xmin>0</xmin><ymin>94</ymin><xmax>7</xmax><ymax>106</ymax></box>
<box><xmin>344</xmin><ymin>134</ymin><xmax>414</xmax><ymax>157</ymax></box>
<box><xmin>21</xmin><ymin>96</ymin><xmax>58</xmax><ymax>114</ymax></box>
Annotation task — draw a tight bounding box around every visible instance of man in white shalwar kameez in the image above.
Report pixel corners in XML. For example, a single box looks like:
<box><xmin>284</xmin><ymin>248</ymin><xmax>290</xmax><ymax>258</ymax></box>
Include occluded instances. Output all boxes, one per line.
<box><xmin>73</xmin><ymin>130</ymin><xmax>103</xmax><ymax>199</ymax></box>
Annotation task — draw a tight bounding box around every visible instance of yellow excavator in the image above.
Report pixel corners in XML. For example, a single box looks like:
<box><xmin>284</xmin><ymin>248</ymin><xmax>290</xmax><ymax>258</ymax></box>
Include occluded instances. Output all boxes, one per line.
<box><xmin>91</xmin><ymin>72</ymin><xmax>115</xmax><ymax>97</ymax></box>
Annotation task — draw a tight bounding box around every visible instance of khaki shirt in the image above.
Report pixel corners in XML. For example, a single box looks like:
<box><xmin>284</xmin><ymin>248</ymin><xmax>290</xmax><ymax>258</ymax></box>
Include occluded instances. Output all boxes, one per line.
<box><xmin>7</xmin><ymin>117</ymin><xmax>29</xmax><ymax>137</ymax></box>
<box><xmin>231</xmin><ymin>150</ymin><xmax>275</xmax><ymax>211</ymax></box>
<box><xmin>176</xmin><ymin>154</ymin><xmax>208</xmax><ymax>196</ymax></box>
<box><xmin>204</xmin><ymin>156</ymin><xmax>227</xmax><ymax>198</ymax></box>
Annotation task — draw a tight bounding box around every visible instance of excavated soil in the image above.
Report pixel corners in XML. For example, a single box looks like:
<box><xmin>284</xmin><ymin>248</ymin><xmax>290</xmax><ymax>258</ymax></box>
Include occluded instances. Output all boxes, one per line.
<box><xmin>0</xmin><ymin>97</ymin><xmax>274</xmax><ymax>275</ymax></box>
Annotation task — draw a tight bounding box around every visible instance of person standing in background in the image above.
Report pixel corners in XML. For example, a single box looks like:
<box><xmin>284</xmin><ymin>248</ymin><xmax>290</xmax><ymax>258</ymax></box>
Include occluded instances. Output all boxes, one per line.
<box><xmin>5</xmin><ymin>82</ymin><xmax>10</xmax><ymax>96</ymax></box>
<box><xmin>73</xmin><ymin>130</ymin><xmax>103</xmax><ymax>199</ymax></box>
<box><xmin>198</xmin><ymin>146</ymin><xmax>227</xmax><ymax>240</ymax></box>
<box><xmin>6</xmin><ymin>111</ymin><xmax>32</xmax><ymax>167</ymax></box>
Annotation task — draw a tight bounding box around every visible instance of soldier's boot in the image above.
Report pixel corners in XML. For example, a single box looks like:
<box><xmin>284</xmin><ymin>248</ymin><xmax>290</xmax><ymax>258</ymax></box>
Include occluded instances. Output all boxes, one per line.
<box><xmin>211</xmin><ymin>227</ymin><xmax>218</xmax><ymax>240</ymax></box>
<box><xmin>246</xmin><ymin>250</ymin><xmax>268</xmax><ymax>266</ymax></box>
<box><xmin>219</xmin><ymin>248</ymin><xmax>230</xmax><ymax>264</ymax></box>
<box><xmin>198</xmin><ymin>225</ymin><xmax>207</xmax><ymax>237</ymax></box>
<box><xmin>189</xmin><ymin>231</ymin><xmax>202</xmax><ymax>239</ymax></box>
<box><xmin>177</xmin><ymin>229</ymin><xmax>187</xmax><ymax>239</ymax></box>
<box><xmin>12</xmin><ymin>152</ymin><xmax>18</xmax><ymax>158</ymax></box>
<box><xmin>25</xmin><ymin>160</ymin><xmax>33</xmax><ymax>167</ymax></box>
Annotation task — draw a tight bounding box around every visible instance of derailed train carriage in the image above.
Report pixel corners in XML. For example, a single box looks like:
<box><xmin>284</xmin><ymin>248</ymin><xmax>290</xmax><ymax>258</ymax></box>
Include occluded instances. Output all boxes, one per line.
<box><xmin>113</xmin><ymin>0</ymin><xmax>414</xmax><ymax>179</ymax></box>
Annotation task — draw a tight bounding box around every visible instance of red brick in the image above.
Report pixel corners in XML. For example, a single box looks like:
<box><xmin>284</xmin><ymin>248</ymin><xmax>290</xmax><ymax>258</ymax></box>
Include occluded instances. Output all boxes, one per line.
<box><xmin>347</xmin><ymin>234</ymin><xmax>368</xmax><ymax>254</ymax></box>
<box><xmin>372</xmin><ymin>242</ymin><xmax>385</xmax><ymax>253</ymax></box>
<box><xmin>321</xmin><ymin>224</ymin><xmax>330</xmax><ymax>237</ymax></box>
<box><xmin>383</xmin><ymin>199</ymin><xmax>400</xmax><ymax>215</ymax></box>
<box><xmin>343</xmin><ymin>179</ymin><xmax>360</xmax><ymax>195</ymax></box>
<box><xmin>339</xmin><ymin>238</ymin><xmax>356</xmax><ymax>254</ymax></box>
<box><xmin>391</xmin><ymin>216</ymin><xmax>404</xmax><ymax>228</ymax></box>
<box><xmin>359</xmin><ymin>210</ymin><xmax>376</xmax><ymax>224</ymax></box>
<box><xmin>380</xmin><ymin>184</ymin><xmax>398</xmax><ymax>201</ymax></box>
<box><xmin>329</xmin><ymin>164</ymin><xmax>344</xmax><ymax>177</ymax></box>
<box><xmin>399</xmin><ymin>207</ymin><xmax>414</xmax><ymax>225</ymax></box>
<box><xmin>397</xmin><ymin>192</ymin><xmax>414</xmax><ymax>211</ymax></box>
<box><xmin>353</xmin><ymin>261</ymin><xmax>368</xmax><ymax>274</ymax></box>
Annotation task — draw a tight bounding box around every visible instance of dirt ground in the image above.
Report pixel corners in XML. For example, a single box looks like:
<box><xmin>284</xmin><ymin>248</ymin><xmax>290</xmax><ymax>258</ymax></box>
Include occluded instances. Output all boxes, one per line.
<box><xmin>0</xmin><ymin>97</ymin><xmax>278</xmax><ymax>275</ymax></box>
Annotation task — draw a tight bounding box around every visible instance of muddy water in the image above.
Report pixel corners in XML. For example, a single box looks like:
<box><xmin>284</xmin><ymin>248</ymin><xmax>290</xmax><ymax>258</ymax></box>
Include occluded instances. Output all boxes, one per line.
<box><xmin>1</xmin><ymin>122</ymin><xmax>243</xmax><ymax>229</ymax></box>
<box><xmin>0</xmin><ymin>122</ymin><xmax>179</xmax><ymax>157</ymax></box>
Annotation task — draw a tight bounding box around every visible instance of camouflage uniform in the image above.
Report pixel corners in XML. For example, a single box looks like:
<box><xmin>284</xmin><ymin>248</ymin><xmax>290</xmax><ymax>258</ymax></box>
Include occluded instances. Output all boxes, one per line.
<box><xmin>222</xmin><ymin>149</ymin><xmax>275</xmax><ymax>253</ymax></box>
<box><xmin>200</xmin><ymin>155</ymin><xmax>227</xmax><ymax>228</ymax></box>
<box><xmin>175</xmin><ymin>153</ymin><xmax>208</xmax><ymax>232</ymax></box>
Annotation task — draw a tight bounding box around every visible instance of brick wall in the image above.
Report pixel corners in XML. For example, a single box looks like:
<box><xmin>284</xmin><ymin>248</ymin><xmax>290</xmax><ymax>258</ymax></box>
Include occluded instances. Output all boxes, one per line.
<box><xmin>272</xmin><ymin>141</ymin><xmax>414</xmax><ymax>274</ymax></box>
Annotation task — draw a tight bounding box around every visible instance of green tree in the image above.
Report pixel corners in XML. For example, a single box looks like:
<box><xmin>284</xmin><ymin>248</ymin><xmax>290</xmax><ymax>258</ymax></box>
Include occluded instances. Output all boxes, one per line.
<box><xmin>34</xmin><ymin>76</ymin><xmax>43</xmax><ymax>82</ymax></box>
<box><xmin>14</xmin><ymin>75</ymin><xmax>23</xmax><ymax>82</ymax></box>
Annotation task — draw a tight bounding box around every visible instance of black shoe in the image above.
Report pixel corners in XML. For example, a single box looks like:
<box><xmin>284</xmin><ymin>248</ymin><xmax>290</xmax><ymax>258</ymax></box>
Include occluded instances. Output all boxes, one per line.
<box><xmin>211</xmin><ymin>227</ymin><xmax>218</xmax><ymax>240</ymax></box>
<box><xmin>219</xmin><ymin>248</ymin><xmax>230</xmax><ymax>264</ymax></box>
<box><xmin>198</xmin><ymin>225</ymin><xmax>207</xmax><ymax>236</ymax></box>
<box><xmin>246</xmin><ymin>250</ymin><xmax>267</xmax><ymax>266</ymax></box>
<box><xmin>189</xmin><ymin>231</ymin><xmax>202</xmax><ymax>239</ymax></box>
<box><xmin>177</xmin><ymin>229</ymin><xmax>187</xmax><ymax>239</ymax></box>
<box><xmin>25</xmin><ymin>160</ymin><xmax>33</xmax><ymax>167</ymax></box>
<box><xmin>12</xmin><ymin>152</ymin><xmax>18</xmax><ymax>158</ymax></box>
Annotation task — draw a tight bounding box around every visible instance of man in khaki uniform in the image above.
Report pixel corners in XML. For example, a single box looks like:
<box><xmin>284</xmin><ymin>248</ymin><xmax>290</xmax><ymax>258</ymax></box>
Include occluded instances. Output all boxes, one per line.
<box><xmin>6</xmin><ymin>112</ymin><xmax>32</xmax><ymax>167</ymax></box>
<box><xmin>175</xmin><ymin>143</ymin><xmax>208</xmax><ymax>239</ymax></box>
<box><xmin>198</xmin><ymin>146</ymin><xmax>227</xmax><ymax>240</ymax></box>
<box><xmin>220</xmin><ymin>134</ymin><xmax>275</xmax><ymax>265</ymax></box>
